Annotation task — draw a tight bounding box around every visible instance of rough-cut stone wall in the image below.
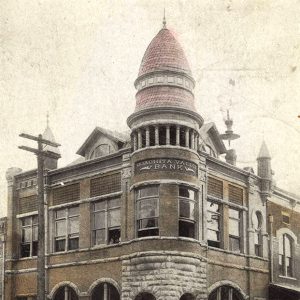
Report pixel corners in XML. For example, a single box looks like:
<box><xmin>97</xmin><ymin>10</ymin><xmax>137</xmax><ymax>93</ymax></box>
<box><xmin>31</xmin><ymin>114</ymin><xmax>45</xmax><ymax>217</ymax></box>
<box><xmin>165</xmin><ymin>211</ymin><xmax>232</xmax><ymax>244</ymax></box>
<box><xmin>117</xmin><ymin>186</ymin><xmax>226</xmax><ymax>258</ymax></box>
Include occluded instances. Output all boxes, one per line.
<box><xmin>122</xmin><ymin>251</ymin><xmax>207</xmax><ymax>300</ymax></box>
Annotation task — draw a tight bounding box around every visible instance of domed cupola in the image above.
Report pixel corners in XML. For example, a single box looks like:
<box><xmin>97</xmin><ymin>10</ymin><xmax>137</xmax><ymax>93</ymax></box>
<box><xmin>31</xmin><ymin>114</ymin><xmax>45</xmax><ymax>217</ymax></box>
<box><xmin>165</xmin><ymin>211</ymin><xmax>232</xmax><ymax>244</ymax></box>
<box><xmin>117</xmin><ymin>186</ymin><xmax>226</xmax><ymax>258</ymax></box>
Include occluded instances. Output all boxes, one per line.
<box><xmin>127</xmin><ymin>19</ymin><xmax>203</xmax><ymax>153</ymax></box>
<box><xmin>134</xmin><ymin>24</ymin><xmax>196</xmax><ymax>113</ymax></box>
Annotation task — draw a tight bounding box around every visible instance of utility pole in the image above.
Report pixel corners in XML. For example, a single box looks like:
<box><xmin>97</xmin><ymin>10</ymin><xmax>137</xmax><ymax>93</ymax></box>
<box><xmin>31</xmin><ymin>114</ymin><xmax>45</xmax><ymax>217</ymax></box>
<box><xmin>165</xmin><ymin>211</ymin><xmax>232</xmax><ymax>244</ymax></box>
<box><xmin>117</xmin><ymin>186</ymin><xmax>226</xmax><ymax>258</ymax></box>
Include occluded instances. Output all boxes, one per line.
<box><xmin>19</xmin><ymin>133</ymin><xmax>60</xmax><ymax>300</ymax></box>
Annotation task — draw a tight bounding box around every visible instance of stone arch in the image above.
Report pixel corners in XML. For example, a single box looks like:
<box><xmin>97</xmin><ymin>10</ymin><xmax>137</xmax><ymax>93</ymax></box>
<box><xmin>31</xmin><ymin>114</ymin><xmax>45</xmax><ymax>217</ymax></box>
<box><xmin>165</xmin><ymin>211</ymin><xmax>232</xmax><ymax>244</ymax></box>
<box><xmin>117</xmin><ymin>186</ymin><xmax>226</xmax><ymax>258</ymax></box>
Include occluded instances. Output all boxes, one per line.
<box><xmin>276</xmin><ymin>227</ymin><xmax>297</xmax><ymax>244</ymax></box>
<box><xmin>180</xmin><ymin>293</ymin><xmax>196</xmax><ymax>300</ymax></box>
<box><xmin>207</xmin><ymin>280</ymin><xmax>248</xmax><ymax>300</ymax></box>
<box><xmin>87</xmin><ymin>278</ymin><xmax>121</xmax><ymax>296</ymax></box>
<box><xmin>48</xmin><ymin>281</ymin><xmax>80</xmax><ymax>299</ymax></box>
<box><xmin>134</xmin><ymin>292</ymin><xmax>156</xmax><ymax>300</ymax></box>
<box><xmin>251</xmin><ymin>209</ymin><xmax>264</xmax><ymax>230</ymax></box>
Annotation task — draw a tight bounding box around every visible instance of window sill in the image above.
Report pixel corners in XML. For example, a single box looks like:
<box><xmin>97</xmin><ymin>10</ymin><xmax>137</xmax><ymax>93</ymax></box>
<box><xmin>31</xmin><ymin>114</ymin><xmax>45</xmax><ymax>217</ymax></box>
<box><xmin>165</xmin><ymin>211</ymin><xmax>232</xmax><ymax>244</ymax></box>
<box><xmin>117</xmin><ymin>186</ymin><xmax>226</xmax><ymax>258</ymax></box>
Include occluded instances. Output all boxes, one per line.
<box><xmin>278</xmin><ymin>275</ymin><xmax>297</xmax><ymax>281</ymax></box>
<box><xmin>18</xmin><ymin>256</ymin><xmax>37</xmax><ymax>261</ymax></box>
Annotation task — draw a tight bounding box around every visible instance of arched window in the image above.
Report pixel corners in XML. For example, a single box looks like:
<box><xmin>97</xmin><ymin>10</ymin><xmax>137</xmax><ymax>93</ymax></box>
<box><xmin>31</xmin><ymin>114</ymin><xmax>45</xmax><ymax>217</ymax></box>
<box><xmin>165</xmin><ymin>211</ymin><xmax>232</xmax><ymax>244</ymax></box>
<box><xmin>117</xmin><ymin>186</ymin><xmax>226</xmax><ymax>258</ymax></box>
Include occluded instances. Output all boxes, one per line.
<box><xmin>91</xmin><ymin>282</ymin><xmax>120</xmax><ymax>300</ymax></box>
<box><xmin>208</xmin><ymin>285</ymin><xmax>243</xmax><ymax>300</ymax></box>
<box><xmin>279</xmin><ymin>234</ymin><xmax>293</xmax><ymax>277</ymax></box>
<box><xmin>90</xmin><ymin>144</ymin><xmax>111</xmax><ymax>159</ymax></box>
<box><xmin>53</xmin><ymin>286</ymin><xmax>78</xmax><ymax>300</ymax></box>
<box><xmin>180</xmin><ymin>293</ymin><xmax>195</xmax><ymax>300</ymax></box>
<box><xmin>253</xmin><ymin>211</ymin><xmax>263</xmax><ymax>256</ymax></box>
<box><xmin>135</xmin><ymin>292</ymin><xmax>156</xmax><ymax>300</ymax></box>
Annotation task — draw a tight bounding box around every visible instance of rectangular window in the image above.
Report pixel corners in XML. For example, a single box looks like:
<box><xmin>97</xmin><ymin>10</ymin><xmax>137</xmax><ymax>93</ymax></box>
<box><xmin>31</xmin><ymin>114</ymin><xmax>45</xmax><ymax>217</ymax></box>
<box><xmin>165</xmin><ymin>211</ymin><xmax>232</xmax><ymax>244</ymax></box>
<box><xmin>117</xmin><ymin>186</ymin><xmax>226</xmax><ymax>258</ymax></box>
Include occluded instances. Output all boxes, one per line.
<box><xmin>54</xmin><ymin>206</ymin><xmax>79</xmax><ymax>252</ymax></box>
<box><xmin>229</xmin><ymin>208</ymin><xmax>241</xmax><ymax>252</ymax></box>
<box><xmin>282</xmin><ymin>212</ymin><xmax>290</xmax><ymax>225</ymax></box>
<box><xmin>228</xmin><ymin>185</ymin><xmax>243</xmax><ymax>205</ymax></box>
<box><xmin>207</xmin><ymin>201</ymin><xmax>221</xmax><ymax>248</ymax></box>
<box><xmin>20</xmin><ymin>215</ymin><xmax>38</xmax><ymax>258</ymax></box>
<box><xmin>92</xmin><ymin>198</ymin><xmax>121</xmax><ymax>246</ymax></box>
<box><xmin>136</xmin><ymin>186</ymin><xmax>159</xmax><ymax>238</ymax></box>
<box><xmin>179</xmin><ymin>186</ymin><xmax>196</xmax><ymax>238</ymax></box>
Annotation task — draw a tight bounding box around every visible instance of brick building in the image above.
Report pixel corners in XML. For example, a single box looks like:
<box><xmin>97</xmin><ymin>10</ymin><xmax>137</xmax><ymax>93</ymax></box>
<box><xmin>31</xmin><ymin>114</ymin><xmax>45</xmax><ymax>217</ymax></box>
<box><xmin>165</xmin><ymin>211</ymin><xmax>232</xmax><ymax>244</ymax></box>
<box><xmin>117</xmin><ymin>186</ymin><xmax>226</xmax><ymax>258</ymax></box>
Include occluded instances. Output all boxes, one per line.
<box><xmin>3</xmin><ymin>21</ymin><xmax>300</xmax><ymax>300</ymax></box>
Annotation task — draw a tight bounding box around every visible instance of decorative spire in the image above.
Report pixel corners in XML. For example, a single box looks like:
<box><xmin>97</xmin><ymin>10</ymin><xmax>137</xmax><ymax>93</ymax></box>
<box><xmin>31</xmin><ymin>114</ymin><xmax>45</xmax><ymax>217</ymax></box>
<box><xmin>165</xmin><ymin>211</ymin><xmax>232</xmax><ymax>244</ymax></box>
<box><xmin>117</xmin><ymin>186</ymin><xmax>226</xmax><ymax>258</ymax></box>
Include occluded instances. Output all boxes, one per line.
<box><xmin>258</xmin><ymin>141</ymin><xmax>271</xmax><ymax>159</ymax></box>
<box><xmin>162</xmin><ymin>8</ymin><xmax>166</xmax><ymax>29</ymax></box>
<box><xmin>220</xmin><ymin>109</ymin><xmax>240</xmax><ymax>147</ymax></box>
<box><xmin>46</xmin><ymin>111</ymin><xmax>49</xmax><ymax>128</ymax></box>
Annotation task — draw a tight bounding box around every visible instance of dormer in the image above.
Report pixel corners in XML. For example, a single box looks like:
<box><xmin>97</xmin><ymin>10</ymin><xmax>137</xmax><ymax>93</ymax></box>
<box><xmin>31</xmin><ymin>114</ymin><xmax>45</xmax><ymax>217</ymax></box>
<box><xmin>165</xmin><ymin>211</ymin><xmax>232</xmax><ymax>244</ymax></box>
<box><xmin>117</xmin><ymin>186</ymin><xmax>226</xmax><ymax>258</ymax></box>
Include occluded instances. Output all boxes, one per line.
<box><xmin>199</xmin><ymin>122</ymin><xmax>226</xmax><ymax>158</ymax></box>
<box><xmin>76</xmin><ymin>127</ymin><xmax>129</xmax><ymax>160</ymax></box>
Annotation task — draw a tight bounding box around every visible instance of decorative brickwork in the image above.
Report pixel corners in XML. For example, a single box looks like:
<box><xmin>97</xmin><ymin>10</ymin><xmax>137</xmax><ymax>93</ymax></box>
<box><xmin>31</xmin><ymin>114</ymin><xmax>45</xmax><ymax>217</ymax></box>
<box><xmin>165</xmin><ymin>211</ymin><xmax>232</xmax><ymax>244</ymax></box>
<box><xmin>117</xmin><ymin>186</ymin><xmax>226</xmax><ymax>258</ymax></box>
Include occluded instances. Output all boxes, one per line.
<box><xmin>207</xmin><ymin>177</ymin><xmax>223</xmax><ymax>199</ymax></box>
<box><xmin>19</xmin><ymin>195</ymin><xmax>37</xmax><ymax>214</ymax></box>
<box><xmin>228</xmin><ymin>185</ymin><xmax>243</xmax><ymax>205</ymax></box>
<box><xmin>90</xmin><ymin>173</ymin><xmax>121</xmax><ymax>197</ymax></box>
<box><xmin>53</xmin><ymin>183</ymin><xmax>80</xmax><ymax>205</ymax></box>
<box><xmin>122</xmin><ymin>252</ymin><xmax>207</xmax><ymax>300</ymax></box>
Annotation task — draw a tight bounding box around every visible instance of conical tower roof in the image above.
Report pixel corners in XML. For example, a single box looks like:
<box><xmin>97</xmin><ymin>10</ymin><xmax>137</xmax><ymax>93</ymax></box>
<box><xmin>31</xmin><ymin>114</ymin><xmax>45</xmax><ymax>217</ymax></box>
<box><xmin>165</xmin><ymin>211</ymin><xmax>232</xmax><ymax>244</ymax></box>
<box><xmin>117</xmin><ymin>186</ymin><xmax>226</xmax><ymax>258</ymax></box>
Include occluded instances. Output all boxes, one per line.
<box><xmin>257</xmin><ymin>141</ymin><xmax>271</xmax><ymax>159</ymax></box>
<box><xmin>42</xmin><ymin>125</ymin><xmax>60</xmax><ymax>155</ymax></box>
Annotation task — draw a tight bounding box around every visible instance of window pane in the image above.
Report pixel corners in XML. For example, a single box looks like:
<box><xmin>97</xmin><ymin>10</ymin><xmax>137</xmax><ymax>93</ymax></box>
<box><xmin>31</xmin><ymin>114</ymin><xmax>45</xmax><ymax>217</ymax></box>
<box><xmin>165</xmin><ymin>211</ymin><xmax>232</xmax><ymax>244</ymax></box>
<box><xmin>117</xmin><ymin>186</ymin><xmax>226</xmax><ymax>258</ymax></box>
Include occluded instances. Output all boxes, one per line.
<box><xmin>286</xmin><ymin>257</ymin><xmax>292</xmax><ymax>277</ymax></box>
<box><xmin>68</xmin><ymin>237</ymin><xmax>79</xmax><ymax>250</ymax></box>
<box><xmin>284</xmin><ymin>235</ymin><xmax>292</xmax><ymax>257</ymax></box>
<box><xmin>22</xmin><ymin>217</ymin><xmax>31</xmax><ymax>226</ymax></box>
<box><xmin>179</xmin><ymin>220</ymin><xmax>195</xmax><ymax>238</ymax></box>
<box><xmin>93</xmin><ymin>229</ymin><xmax>105</xmax><ymax>245</ymax></box>
<box><xmin>230</xmin><ymin>236</ymin><xmax>240</xmax><ymax>252</ymax></box>
<box><xmin>137</xmin><ymin>198</ymin><xmax>158</xmax><ymax>219</ymax></box>
<box><xmin>108</xmin><ymin>198</ymin><xmax>120</xmax><ymax>208</ymax></box>
<box><xmin>278</xmin><ymin>235</ymin><xmax>284</xmax><ymax>254</ymax></box>
<box><xmin>32</xmin><ymin>241</ymin><xmax>38</xmax><ymax>256</ymax></box>
<box><xmin>229</xmin><ymin>208</ymin><xmax>239</xmax><ymax>219</ymax></box>
<box><xmin>32</xmin><ymin>215</ymin><xmax>38</xmax><ymax>225</ymax></box>
<box><xmin>32</xmin><ymin>225</ymin><xmax>38</xmax><ymax>241</ymax></box>
<box><xmin>69</xmin><ymin>206</ymin><xmax>79</xmax><ymax>216</ymax></box>
<box><xmin>207</xmin><ymin>201</ymin><xmax>220</xmax><ymax>213</ymax></box>
<box><xmin>207</xmin><ymin>212</ymin><xmax>220</xmax><ymax>231</ymax></box>
<box><xmin>208</xmin><ymin>230</ymin><xmax>219</xmax><ymax>242</ymax></box>
<box><xmin>108</xmin><ymin>228</ymin><xmax>120</xmax><ymax>244</ymax></box>
<box><xmin>108</xmin><ymin>208</ymin><xmax>120</xmax><ymax>227</ymax></box>
<box><xmin>138</xmin><ymin>218</ymin><xmax>158</xmax><ymax>229</ymax></box>
<box><xmin>22</xmin><ymin>228</ymin><xmax>31</xmax><ymax>242</ymax></box>
<box><xmin>179</xmin><ymin>187</ymin><xmax>195</xmax><ymax>200</ymax></box>
<box><xmin>55</xmin><ymin>220</ymin><xmax>66</xmax><ymax>237</ymax></box>
<box><xmin>69</xmin><ymin>216</ymin><xmax>79</xmax><ymax>234</ymax></box>
<box><xmin>21</xmin><ymin>244</ymin><xmax>30</xmax><ymax>257</ymax></box>
<box><xmin>179</xmin><ymin>200</ymin><xmax>194</xmax><ymax>219</ymax></box>
<box><xmin>93</xmin><ymin>211</ymin><xmax>105</xmax><ymax>229</ymax></box>
<box><xmin>229</xmin><ymin>218</ymin><xmax>240</xmax><ymax>236</ymax></box>
<box><xmin>56</xmin><ymin>209</ymin><xmax>66</xmax><ymax>219</ymax></box>
<box><xmin>94</xmin><ymin>201</ymin><xmax>106</xmax><ymax>211</ymax></box>
<box><xmin>138</xmin><ymin>186</ymin><xmax>158</xmax><ymax>198</ymax></box>
<box><xmin>55</xmin><ymin>239</ymin><xmax>66</xmax><ymax>252</ymax></box>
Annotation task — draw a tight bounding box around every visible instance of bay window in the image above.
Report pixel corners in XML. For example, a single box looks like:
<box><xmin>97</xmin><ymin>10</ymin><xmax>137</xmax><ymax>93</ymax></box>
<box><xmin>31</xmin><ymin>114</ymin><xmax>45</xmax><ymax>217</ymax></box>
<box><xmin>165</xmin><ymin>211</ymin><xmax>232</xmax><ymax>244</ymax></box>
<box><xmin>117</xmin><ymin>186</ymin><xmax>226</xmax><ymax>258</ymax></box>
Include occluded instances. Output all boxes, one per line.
<box><xmin>54</xmin><ymin>206</ymin><xmax>79</xmax><ymax>252</ymax></box>
<box><xmin>92</xmin><ymin>197</ymin><xmax>121</xmax><ymax>245</ymax></box>
<box><xmin>178</xmin><ymin>186</ymin><xmax>196</xmax><ymax>238</ymax></box>
<box><xmin>136</xmin><ymin>186</ymin><xmax>159</xmax><ymax>237</ymax></box>
<box><xmin>20</xmin><ymin>215</ymin><xmax>38</xmax><ymax>257</ymax></box>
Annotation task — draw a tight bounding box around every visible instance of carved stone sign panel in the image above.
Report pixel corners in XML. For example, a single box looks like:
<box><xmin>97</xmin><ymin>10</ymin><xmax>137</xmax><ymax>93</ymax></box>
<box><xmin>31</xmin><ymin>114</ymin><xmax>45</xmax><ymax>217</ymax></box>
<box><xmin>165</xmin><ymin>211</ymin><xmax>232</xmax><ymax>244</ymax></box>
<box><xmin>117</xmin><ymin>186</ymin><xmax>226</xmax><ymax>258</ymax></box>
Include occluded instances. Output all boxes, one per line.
<box><xmin>135</xmin><ymin>158</ymin><xmax>198</xmax><ymax>177</ymax></box>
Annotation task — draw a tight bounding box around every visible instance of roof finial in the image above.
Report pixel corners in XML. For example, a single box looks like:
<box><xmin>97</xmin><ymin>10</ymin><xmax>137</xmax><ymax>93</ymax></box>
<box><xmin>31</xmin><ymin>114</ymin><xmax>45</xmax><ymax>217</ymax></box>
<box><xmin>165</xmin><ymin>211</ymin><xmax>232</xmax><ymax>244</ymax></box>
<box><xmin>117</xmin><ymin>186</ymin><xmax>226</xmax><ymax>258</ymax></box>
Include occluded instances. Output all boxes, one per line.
<box><xmin>46</xmin><ymin>111</ymin><xmax>49</xmax><ymax>128</ymax></box>
<box><xmin>163</xmin><ymin>8</ymin><xmax>166</xmax><ymax>29</ymax></box>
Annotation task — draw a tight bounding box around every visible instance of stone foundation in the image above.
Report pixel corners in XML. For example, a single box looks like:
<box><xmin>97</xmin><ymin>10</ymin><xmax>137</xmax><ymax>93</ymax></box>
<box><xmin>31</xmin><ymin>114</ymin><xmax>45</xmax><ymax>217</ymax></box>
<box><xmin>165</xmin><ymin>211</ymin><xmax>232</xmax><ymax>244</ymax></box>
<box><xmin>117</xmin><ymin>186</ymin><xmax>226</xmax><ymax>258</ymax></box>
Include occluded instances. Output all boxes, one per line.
<box><xmin>122</xmin><ymin>251</ymin><xmax>207</xmax><ymax>300</ymax></box>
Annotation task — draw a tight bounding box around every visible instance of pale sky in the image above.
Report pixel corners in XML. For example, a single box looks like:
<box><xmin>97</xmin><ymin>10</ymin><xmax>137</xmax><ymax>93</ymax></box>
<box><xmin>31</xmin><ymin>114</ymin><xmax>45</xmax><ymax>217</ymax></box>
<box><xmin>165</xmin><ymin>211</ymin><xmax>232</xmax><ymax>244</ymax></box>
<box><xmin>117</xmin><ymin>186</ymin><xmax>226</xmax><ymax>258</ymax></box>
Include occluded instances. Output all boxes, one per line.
<box><xmin>1</xmin><ymin>0</ymin><xmax>300</xmax><ymax>217</ymax></box>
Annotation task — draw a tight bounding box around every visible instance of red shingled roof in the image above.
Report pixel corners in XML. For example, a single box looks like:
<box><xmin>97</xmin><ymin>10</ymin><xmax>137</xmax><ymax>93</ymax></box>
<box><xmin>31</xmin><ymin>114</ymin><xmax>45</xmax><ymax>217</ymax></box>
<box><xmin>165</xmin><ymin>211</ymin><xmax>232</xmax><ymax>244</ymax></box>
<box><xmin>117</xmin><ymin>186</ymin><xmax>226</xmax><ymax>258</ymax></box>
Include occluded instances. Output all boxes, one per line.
<box><xmin>138</xmin><ymin>28</ymin><xmax>192</xmax><ymax>77</ymax></box>
<box><xmin>135</xmin><ymin>86</ymin><xmax>195</xmax><ymax>112</ymax></box>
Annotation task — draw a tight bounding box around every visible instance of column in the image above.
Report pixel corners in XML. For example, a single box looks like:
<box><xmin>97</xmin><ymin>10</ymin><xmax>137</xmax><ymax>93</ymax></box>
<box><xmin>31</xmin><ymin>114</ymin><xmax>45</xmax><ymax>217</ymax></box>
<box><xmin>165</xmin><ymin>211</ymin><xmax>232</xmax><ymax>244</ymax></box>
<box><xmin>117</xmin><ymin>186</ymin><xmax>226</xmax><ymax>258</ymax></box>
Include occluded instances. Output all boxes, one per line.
<box><xmin>145</xmin><ymin>127</ymin><xmax>150</xmax><ymax>147</ymax></box>
<box><xmin>166</xmin><ymin>125</ymin><xmax>170</xmax><ymax>145</ymax></box>
<box><xmin>176</xmin><ymin>125</ymin><xmax>180</xmax><ymax>146</ymax></box>
<box><xmin>104</xmin><ymin>282</ymin><xmax>108</xmax><ymax>300</ymax></box>
<box><xmin>133</xmin><ymin>133</ymin><xmax>137</xmax><ymax>151</ymax></box>
<box><xmin>138</xmin><ymin>129</ymin><xmax>142</xmax><ymax>149</ymax></box>
<box><xmin>191</xmin><ymin>130</ymin><xmax>195</xmax><ymax>150</ymax></box>
<box><xmin>155</xmin><ymin>125</ymin><xmax>159</xmax><ymax>145</ymax></box>
<box><xmin>185</xmin><ymin>128</ymin><xmax>190</xmax><ymax>148</ymax></box>
<box><xmin>64</xmin><ymin>286</ymin><xmax>68</xmax><ymax>300</ymax></box>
